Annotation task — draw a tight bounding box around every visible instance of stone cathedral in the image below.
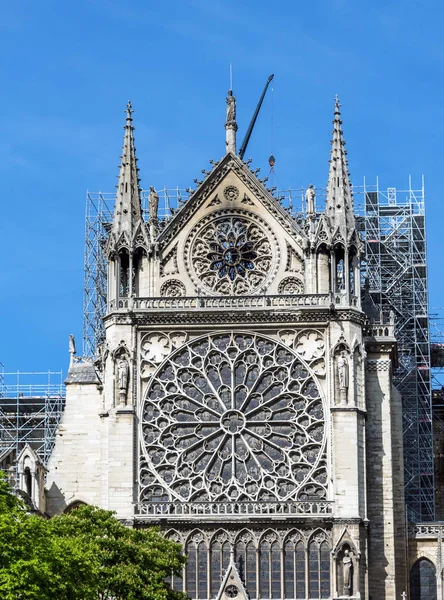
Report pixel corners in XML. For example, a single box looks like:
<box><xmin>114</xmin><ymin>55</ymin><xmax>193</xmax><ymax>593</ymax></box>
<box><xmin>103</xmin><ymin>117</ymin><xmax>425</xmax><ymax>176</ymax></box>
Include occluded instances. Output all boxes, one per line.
<box><xmin>42</xmin><ymin>94</ymin><xmax>409</xmax><ymax>600</ymax></box>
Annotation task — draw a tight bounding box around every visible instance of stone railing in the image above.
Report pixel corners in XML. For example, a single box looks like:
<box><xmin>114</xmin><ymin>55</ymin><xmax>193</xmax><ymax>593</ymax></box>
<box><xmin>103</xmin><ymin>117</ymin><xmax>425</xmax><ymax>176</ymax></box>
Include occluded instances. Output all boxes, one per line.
<box><xmin>409</xmin><ymin>523</ymin><xmax>444</xmax><ymax>539</ymax></box>
<box><xmin>109</xmin><ymin>294</ymin><xmax>339</xmax><ymax>312</ymax></box>
<box><xmin>135</xmin><ymin>500</ymin><xmax>334</xmax><ymax>520</ymax></box>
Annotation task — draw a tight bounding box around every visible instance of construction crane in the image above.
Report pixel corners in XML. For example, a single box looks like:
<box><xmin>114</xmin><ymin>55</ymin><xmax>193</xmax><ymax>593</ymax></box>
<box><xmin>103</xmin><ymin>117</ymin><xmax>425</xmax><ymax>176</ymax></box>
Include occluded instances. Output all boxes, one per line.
<box><xmin>238</xmin><ymin>74</ymin><xmax>274</xmax><ymax>160</ymax></box>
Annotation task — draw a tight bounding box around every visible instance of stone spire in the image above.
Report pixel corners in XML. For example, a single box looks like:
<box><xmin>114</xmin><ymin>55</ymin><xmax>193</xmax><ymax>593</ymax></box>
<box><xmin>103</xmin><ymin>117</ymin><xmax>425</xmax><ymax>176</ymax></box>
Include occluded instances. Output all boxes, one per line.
<box><xmin>225</xmin><ymin>89</ymin><xmax>237</xmax><ymax>154</ymax></box>
<box><xmin>111</xmin><ymin>101</ymin><xmax>142</xmax><ymax>240</ymax></box>
<box><xmin>325</xmin><ymin>96</ymin><xmax>356</xmax><ymax>236</ymax></box>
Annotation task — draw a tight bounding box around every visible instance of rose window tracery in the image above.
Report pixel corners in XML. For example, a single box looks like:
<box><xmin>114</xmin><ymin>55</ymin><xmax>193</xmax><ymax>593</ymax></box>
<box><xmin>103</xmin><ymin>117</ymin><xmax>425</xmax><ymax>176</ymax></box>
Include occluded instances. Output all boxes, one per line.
<box><xmin>185</xmin><ymin>212</ymin><xmax>277</xmax><ymax>295</ymax></box>
<box><xmin>140</xmin><ymin>332</ymin><xmax>327</xmax><ymax>503</ymax></box>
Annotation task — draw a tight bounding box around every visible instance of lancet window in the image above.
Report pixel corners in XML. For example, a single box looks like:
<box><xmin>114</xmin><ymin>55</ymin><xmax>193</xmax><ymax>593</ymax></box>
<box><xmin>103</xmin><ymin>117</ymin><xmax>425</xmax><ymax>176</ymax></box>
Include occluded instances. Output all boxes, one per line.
<box><xmin>170</xmin><ymin>529</ymin><xmax>332</xmax><ymax>600</ymax></box>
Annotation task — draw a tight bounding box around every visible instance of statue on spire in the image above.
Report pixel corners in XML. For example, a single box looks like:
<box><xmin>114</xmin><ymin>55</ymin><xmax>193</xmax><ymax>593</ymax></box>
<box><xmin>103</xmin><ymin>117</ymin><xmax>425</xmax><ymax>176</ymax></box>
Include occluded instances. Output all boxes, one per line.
<box><xmin>225</xmin><ymin>90</ymin><xmax>238</xmax><ymax>155</ymax></box>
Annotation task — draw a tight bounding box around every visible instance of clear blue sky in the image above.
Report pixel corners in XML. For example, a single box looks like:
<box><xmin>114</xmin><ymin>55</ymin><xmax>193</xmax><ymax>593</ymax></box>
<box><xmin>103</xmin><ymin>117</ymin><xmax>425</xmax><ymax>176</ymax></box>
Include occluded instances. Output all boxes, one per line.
<box><xmin>1</xmin><ymin>0</ymin><xmax>443</xmax><ymax>375</ymax></box>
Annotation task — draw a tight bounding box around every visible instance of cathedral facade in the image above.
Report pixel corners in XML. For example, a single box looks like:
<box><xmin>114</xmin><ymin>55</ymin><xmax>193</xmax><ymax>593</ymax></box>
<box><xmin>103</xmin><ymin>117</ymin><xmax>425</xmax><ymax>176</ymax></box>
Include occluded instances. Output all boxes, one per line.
<box><xmin>43</xmin><ymin>96</ymin><xmax>409</xmax><ymax>599</ymax></box>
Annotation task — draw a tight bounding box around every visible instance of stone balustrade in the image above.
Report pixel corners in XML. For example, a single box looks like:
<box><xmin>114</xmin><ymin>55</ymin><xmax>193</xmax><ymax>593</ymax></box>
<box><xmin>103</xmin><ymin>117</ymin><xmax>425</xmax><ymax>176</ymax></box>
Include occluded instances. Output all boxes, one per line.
<box><xmin>135</xmin><ymin>500</ymin><xmax>334</xmax><ymax>520</ymax></box>
<box><xmin>409</xmin><ymin>523</ymin><xmax>444</xmax><ymax>538</ymax></box>
<box><xmin>108</xmin><ymin>293</ymin><xmax>360</xmax><ymax>312</ymax></box>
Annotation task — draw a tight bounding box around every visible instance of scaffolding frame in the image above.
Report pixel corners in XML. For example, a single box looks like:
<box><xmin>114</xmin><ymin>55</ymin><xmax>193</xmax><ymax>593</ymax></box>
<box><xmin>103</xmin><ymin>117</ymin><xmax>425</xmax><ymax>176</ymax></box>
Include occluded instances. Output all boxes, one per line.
<box><xmin>0</xmin><ymin>369</ymin><xmax>65</xmax><ymax>467</ymax></box>
<box><xmin>361</xmin><ymin>177</ymin><xmax>433</xmax><ymax>522</ymax></box>
<box><xmin>83</xmin><ymin>177</ymin><xmax>433</xmax><ymax>521</ymax></box>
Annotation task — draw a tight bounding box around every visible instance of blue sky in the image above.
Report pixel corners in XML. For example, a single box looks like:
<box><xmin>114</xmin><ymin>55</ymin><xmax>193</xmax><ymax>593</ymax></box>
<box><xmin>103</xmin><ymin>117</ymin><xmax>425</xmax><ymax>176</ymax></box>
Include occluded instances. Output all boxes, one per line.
<box><xmin>0</xmin><ymin>0</ymin><xmax>443</xmax><ymax>375</ymax></box>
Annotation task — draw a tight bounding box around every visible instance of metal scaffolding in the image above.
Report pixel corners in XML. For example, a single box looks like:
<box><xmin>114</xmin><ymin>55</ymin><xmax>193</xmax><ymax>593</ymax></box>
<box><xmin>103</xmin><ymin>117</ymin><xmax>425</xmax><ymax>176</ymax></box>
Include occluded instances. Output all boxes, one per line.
<box><xmin>360</xmin><ymin>178</ymin><xmax>433</xmax><ymax>522</ymax></box>
<box><xmin>82</xmin><ymin>177</ymin><xmax>433</xmax><ymax>521</ymax></box>
<box><xmin>0</xmin><ymin>368</ymin><xmax>65</xmax><ymax>468</ymax></box>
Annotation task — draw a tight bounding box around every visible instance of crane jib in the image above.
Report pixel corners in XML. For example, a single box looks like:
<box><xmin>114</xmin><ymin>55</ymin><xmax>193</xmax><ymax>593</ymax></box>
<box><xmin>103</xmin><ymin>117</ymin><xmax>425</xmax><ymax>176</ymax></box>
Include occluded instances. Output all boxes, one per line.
<box><xmin>238</xmin><ymin>74</ymin><xmax>274</xmax><ymax>160</ymax></box>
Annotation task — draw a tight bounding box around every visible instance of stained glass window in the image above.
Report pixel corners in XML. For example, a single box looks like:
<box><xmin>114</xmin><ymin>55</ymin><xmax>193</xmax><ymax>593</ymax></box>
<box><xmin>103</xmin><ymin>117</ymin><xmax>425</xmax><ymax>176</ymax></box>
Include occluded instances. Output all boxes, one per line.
<box><xmin>410</xmin><ymin>558</ymin><xmax>437</xmax><ymax>600</ymax></box>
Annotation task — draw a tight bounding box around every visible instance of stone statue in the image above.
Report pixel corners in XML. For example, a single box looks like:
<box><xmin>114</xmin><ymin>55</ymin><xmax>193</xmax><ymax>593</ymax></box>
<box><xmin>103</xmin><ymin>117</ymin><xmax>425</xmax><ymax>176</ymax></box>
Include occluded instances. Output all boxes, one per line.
<box><xmin>149</xmin><ymin>186</ymin><xmax>159</xmax><ymax>222</ymax></box>
<box><xmin>226</xmin><ymin>90</ymin><xmax>236</xmax><ymax>125</ymax></box>
<box><xmin>69</xmin><ymin>334</ymin><xmax>76</xmax><ymax>366</ymax></box>
<box><xmin>338</xmin><ymin>353</ymin><xmax>349</xmax><ymax>390</ymax></box>
<box><xmin>306</xmin><ymin>184</ymin><xmax>316</xmax><ymax>215</ymax></box>
<box><xmin>118</xmin><ymin>358</ymin><xmax>129</xmax><ymax>404</ymax></box>
<box><xmin>342</xmin><ymin>549</ymin><xmax>352</xmax><ymax>596</ymax></box>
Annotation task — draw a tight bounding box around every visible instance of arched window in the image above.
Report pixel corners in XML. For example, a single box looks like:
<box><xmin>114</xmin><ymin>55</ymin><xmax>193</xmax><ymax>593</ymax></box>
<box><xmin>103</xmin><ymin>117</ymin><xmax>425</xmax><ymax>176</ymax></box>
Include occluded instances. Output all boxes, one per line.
<box><xmin>235</xmin><ymin>541</ymin><xmax>246</xmax><ymax>587</ymax></box>
<box><xmin>410</xmin><ymin>558</ymin><xmax>437</xmax><ymax>600</ymax></box>
<box><xmin>246</xmin><ymin>542</ymin><xmax>257</xmax><ymax>599</ymax></box>
<box><xmin>186</xmin><ymin>543</ymin><xmax>197</xmax><ymax>599</ymax></box>
<box><xmin>197</xmin><ymin>542</ymin><xmax>207</xmax><ymax>598</ymax></box>
<box><xmin>210</xmin><ymin>540</ymin><xmax>230</xmax><ymax>598</ymax></box>
<box><xmin>259</xmin><ymin>539</ymin><xmax>281</xmax><ymax>598</ymax></box>
<box><xmin>309</xmin><ymin>538</ymin><xmax>331</xmax><ymax>599</ymax></box>
<box><xmin>284</xmin><ymin>540</ymin><xmax>306</xmax><ymax>599</ymax></box>
<box><xmin>260</xmin><ymin>541</ymin><xmax>270</xmax><ymax>598</ymax></box>
<box><xmin>270</xmin><ymin>542</ymin><xmax>280</xmax><ymax>598</ymax></box>
<box><xmin>24</xmin><ymin>466</ymin><xmax>32</xmax><ymax>497</ymax></box>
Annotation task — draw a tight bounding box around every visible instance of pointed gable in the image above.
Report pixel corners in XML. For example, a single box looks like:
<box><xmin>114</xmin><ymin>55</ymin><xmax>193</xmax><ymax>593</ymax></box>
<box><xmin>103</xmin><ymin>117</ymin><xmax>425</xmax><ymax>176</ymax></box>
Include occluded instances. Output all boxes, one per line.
<box><xmin>158</xmin><ymin>152</ymin><xmax>306</xmax><ymax>247</ymax></box>
<box><xmin>215</xmin><ymin>558</ymin><xmax>250</xmax><ymax>600</ymax></box>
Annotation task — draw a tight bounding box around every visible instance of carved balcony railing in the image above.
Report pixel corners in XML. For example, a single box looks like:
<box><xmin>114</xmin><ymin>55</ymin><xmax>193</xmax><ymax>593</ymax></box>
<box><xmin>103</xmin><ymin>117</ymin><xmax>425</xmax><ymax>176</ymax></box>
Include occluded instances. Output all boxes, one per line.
<box><xmin>135</xmin><ymin>500</ymin><xmax>334</xmax><ymax>521</ymax></box>
<box><xmin>408</xmin><ymin>523</ymin><xmax>444</xmax><ymax>539</ymax></box>
<box><xmin>108</xmin><ymin>293</ymin><xmax>352</xmax><ymax>312</ymax></box>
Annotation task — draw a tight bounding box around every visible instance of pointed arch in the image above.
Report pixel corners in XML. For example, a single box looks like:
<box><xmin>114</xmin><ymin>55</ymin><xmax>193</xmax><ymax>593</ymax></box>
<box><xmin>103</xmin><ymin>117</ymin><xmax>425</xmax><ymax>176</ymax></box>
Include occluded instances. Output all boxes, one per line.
<box><xmin>410</xmin><ymin>557</ymin><xmax>437</xmax><ymax>600</ymax></box>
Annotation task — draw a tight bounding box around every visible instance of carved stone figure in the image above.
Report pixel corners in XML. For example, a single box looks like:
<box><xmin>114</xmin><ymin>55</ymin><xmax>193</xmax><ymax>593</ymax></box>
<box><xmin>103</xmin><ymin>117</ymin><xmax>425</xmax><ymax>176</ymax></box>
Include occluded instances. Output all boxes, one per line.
<box><xmin>69</xmin><ymin>334</ymin><xmax>76</xmax><ymax>366</ymax></box>
<box><xmin>149</xmin><ymin>186</ymin><xmax>159</xmax><ymax>222</ymax></box>
<box><xmin>306</xmin><ymin>184</ymin><xmax>316</xmax><ymax>215</ymax></box>
<box><xmin>226</xmin><ymin>90</ymin><xmax>236</xmax><ymax>125</ymax></box>
<box><xmin>118</xmin><ymin>358</ymin><xmax>129</xmax><ymax>404</ymax></box>
<box><xmin>342</xmin><ymin>549</ymin><xmax>352</xmax><ymax>596</ymax></box>
<box><xmin>338</xmin><ymin>353</ymin><xmax>349</xmax><ymax>390</ymax></box>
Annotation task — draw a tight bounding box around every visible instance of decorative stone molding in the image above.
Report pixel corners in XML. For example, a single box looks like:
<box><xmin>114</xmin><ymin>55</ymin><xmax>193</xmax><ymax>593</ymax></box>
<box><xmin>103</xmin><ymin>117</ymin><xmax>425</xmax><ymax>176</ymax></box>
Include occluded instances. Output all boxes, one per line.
<box><xmin>159</xmin><ymin>244</ymin><xmax>179</xmax><ymax>277</ymax></box>
<box><xmin>223</xmin><ymin>185</ymin><xmax>239</xmax><ymax>201</ymax></box>
<box><xmin>365</xmin><ymin>359</ymin><xmax>391</xmax><ymax>372</ymax></box>
<box><xmin>160</xmin><ymin>279</ymin><xmax>186</xmax><ymax>297</ymax></box>
<box><xmin>278</xmin><ymin>277</ymin><xmax>304</xmax><ymax>295</ymax></box>
<box><xmin>140</xmin><ymin>331</ymin><xmax>188</xmax><ymax>380</ymax></box>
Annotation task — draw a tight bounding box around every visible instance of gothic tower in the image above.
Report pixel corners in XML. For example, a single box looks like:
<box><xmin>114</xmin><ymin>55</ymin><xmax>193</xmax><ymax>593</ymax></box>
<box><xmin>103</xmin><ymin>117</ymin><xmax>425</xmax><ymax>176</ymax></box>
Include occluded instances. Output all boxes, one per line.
<box><xmin>45</xmin><ymin>94</ymin><xmax>407</xmax><ymax>599</ymax></box>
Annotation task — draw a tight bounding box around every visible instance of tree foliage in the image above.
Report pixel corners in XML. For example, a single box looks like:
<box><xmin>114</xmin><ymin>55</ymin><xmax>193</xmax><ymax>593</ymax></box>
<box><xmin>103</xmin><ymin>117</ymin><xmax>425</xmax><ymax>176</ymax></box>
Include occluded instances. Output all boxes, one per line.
<box><xmin>0</xmin><ymin>474</ymin><xmax>186</xmax><ymax>600</ymax></box>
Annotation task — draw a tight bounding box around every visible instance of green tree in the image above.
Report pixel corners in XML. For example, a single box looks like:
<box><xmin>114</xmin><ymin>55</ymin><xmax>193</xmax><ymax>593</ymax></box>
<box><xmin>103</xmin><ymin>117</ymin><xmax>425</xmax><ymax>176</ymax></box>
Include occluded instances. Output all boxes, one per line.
<box><xmin>0</xmin><ymin>475</ymin><xmax>186</xmax><ymax>600</ymax></box>
<box><xmin>50</xmin><ymin>505</ymin><xmax>186</xmax><ymax>600</ymax></box>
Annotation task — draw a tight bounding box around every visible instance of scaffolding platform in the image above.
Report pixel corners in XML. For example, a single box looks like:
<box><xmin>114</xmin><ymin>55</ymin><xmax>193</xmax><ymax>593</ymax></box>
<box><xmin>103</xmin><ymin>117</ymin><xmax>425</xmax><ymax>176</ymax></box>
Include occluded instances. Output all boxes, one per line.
<box><xmin>0</xmin><ymin>368</ymin><xmax>65</xmax><ymax>469</ymax></box>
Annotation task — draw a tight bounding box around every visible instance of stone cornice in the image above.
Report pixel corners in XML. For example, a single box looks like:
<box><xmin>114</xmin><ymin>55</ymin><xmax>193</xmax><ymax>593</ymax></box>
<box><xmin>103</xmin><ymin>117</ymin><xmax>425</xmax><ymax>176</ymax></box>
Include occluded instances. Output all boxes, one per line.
<box><xmin>104</xmin><ymin>307</ymin><xmax>366</xmax><ymax>329</ymax></box>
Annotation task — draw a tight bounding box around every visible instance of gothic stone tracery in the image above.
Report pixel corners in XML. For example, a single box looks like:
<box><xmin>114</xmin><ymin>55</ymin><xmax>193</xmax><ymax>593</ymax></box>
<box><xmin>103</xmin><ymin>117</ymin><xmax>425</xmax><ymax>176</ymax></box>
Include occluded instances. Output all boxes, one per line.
<box><xmin>185</xmin><ymin>211</ymin><xmax>278</xmax><ymax>295</ymax></box>
<box><xmin>139</xmin><ymin>332</ymin><xmax>327</xmax><ymax>504</ymax></box>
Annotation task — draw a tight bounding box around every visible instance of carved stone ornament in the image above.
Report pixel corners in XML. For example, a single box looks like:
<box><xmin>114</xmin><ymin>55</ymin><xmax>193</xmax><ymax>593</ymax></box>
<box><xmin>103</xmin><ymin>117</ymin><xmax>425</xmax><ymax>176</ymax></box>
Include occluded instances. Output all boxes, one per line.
<box><xmin>117</xmin><ymin>357</ymin><xmax>129</xmax><ymax>404</ymax></box>
<box><xmin>185</xmin><ymin>210</ymin><xmax>278</xmax><ymax>296</ymax></box>
<box><xmin>278</xmin><ymin>277</ymin><xmax>304</xmax><ymax>295</ymax></box>
<box><xmin>160</xmin><ymin>245</ymin><xmax>179</xmax><ymax>277</ymax></box>
<box><xmin>139</xmin><ymin>332</ymin><xmax>327</xmax><ymax>503</ymax></box>
<box><xmin>223</xmin><ymin>185</ymin><xmax>239</xmax><ymax>201</ymax></box>
<box><xmin>160</xmin><ymin>280</ymin><xmax>186</xmax><ymax>298</ymax></box>
<box><xmin>140</xmin><ymin>331</ymin><xmax>188</xmax><ymax>380</ymax></box>
<box><xmin>278</xmin><ymin>329</ymin><xmax>326</xmax><ymax>376</ymax></box>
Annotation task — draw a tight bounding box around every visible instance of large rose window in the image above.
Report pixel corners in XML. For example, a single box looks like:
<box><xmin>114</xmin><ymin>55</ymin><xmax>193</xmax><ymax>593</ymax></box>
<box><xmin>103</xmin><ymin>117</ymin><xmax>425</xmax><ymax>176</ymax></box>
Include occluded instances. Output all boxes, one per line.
<box><xmin>139</xmin><ymin>332</ymin><xmax>327</xmax><ymax>503</ymax></box>
<box><xmin>185</xmin><ymin>212</ymin><xmax>277</xmax><ymax>295</ymax></box>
